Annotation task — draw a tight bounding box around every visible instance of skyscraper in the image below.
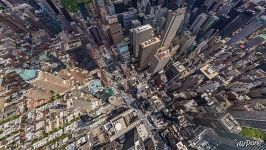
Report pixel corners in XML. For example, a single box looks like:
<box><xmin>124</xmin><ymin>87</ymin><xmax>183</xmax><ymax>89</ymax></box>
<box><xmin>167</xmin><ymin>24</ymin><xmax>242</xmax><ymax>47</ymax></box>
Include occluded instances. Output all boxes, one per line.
<box><xmin>78</xmin><ymin>2</ymin><xmax>90</xmax><ymax>20</ymax></box>
<box><xmin>213</xmin><ymin>14</ymin><xmax>230</xmax><ymax>31</ymax></box>
<box><xmin>114</xmin><ymin>0</ymin><xmax>125</xmax><ymax>14</ymax></box>
<box><xmin>0</xmin><ymin>0</ymin><xmax>14</xmax><ymax>9</ymax></box>
<box><xmin>46</xmin><ymin>0</ymin><xmax>60</xmax><ymax>15</ymax></box>
<box><xmin>88</xmin><ymin>26</ymin><xmax>103</xmax><ymax>45</ymax></box>
<box><xmin>108</xmin><ymin>16</ymin><xmax>124</xmax><ymax>44</ymax></box>
<box><xmin>0</xmin><ymin>10</ymin><xmax>28</xmax><ymax>33</ymax></box>
<box><xmin>107</xmin><ymin>4</ymin><xmax>115</xmax><ymax>16</ymax></box>
<box><xmin>26</xmin><ymin>0</ymin><xmax>41</xmax><ymax>10</ymax></box>
<box><xmin>131</xmin><ymin>19</ymin><xmax>141</xmax><ymax>28</ymax></box>
<box><xmin>145</xmin><ymin>2</ymin><xmax>151</xmax><ymax>15</ymax></box>
<box><xmin>35</xmin><ymin>3</ymin><xmax>62</xmax><ymax>37</ymax></box>
<box><xmin>154</xmin><ymin>7</ymin><xmax>168</xmax><ymax>29</ymax></box>
<box><xmin>138</xmin><ymin>37</ymin><xmax>161</xmax><ymax>69</ymax></box>
<box><xmin>122</xmin><ymin>8</ymin><xmax>137</xmax><ymax>33</ymax></box>
<box><xmin>200</xmin><ymin>14</ymin><xmax>219</xmax><ymax>33</ymax></box>
<box><xmin>130</xmin><ymin>24</ymin><xmax>153</xmax><ymax>58</ymax></box>
<box><xmin>189</xmin><ymin>13</ymin><xmax>208</xmax><ymax>35</ymax></box>
<box><xmin>245</xmin><ymin>34</ymin><xmax>266</xmax><ymax>49</ymax></box>
<box><xmin>220</xmin><ymin>9</ymin><xmax>261</xmax><ymax>38</ymax></box>
<box><xmin>60</xmin><ymin>7</ymin><xmax>73</xmax><ymax>22</ymax></box>
<box><xmin>229</xmin><ymin>110</ymin><xmax>266</xmax><ymax>130</ymax></box>
<box><xmin>148</xmin><ymin>47</ymin><xmax>172</xmax><ymax>74</ymax></box>
<box><xmin>227</xmin><ymin>16</ymin><xmax>266</xmax><ymax>45</ymax></box>
<box><xmin>161</xmin><ymin>8</ymin><xmax>186</xmax><ymax>47</ymax></box>
<box><xmin>176</xmin><ymin>31</ymin><xmax>196</xmax><ymax>56</ymax></box>
<box><xmin>190</xmin><ymin>127</ymin><xmax>266</xmax><ymax>150</ymax></box>
<box><xmin>117</xmin><ymin>42</ymin><xmax>130</xmax><ymax>64</ymax></box>
<box><xmin>143</xmin><ymin>14</ymin><xmax>154</xmax><ymax>25</ymax></box>
<box><xmin>194</xmin><ymin>113</ymin><xmax>242</xmax><ymax>133</ymax></box>
<box><xmin>95</xmin><ymin>0</ymin><xmax>105</xmax><ymax>16</ymax></box>
<box><xmin>0</xmin><ymin>1</ymin><xmax>8</xmax><ymax>8</ymax></box>
<box><xmin>165</xmin><ymin>62</ymin><xmax>186</xmax><ymax>82</ymax></box>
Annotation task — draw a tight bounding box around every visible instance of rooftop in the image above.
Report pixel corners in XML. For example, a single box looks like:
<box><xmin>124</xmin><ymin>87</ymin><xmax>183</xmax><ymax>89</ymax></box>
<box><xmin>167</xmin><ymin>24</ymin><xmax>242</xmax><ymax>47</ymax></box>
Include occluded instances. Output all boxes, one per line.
<box><xmin>134</xmin><ymin>24</ymin><xmax>152</xmax><ymax>32</ymax></box>
<box><xmin>88</xmin><ymin>79</ymin><xmax>103</xmax><ymax>94</ymax></box>
<box><xmin>200</xmin><ymin>64</ymin><xmax>219</xmax><ymax>80</ymax></box>
<box><xmin>15</xmin><ymin>69</ymin><xmax>38</xmax><ymax>81</ymax></box>
<box><xmin>140</xmin><ymin>37</ymin><xmax>160</xmax><ymax>48</ymax></box>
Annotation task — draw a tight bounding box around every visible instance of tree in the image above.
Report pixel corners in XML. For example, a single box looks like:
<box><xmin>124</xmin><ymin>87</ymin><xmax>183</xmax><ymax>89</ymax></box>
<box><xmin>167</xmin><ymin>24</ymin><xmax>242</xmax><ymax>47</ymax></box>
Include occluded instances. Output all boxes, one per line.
<box><xmin>61</xmin><ymin>0</ymin><xmax>92</xmax><ymax>13</ymax></box>
<box><xmin>240</xmin><ymin>127</ymin><xmax>266</xmax><ymax>140</ymax></box>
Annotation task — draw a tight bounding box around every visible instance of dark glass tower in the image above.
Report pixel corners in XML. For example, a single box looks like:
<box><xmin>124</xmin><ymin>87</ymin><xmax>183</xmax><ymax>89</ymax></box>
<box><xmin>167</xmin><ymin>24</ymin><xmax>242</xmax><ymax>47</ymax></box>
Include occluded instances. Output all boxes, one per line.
<box><xmin>46</xmin><ymin>0</ymin><xmax>60</xmax><ymax>15</ymax></box>
<box><xmin>35</xmin><ymin>3</ymin><xmax>62</xmax><ymax>37</ymax></box>
<box><xmin>60</xmin><ymin>7</ymin><xmax>74</xmax><ymax>22</ymax></box>
<box><xmin>227</xmin><ymin>16</ymin><xmax>266</xmax><ymax>45</ymax></box>
<box><xmin>78</xmin><ymin>2</ymin><xmax>90</xmax><ymax>20</ymax></box>
<box><xmin>220</xmin><ymin>10</ymin><xmax>258</xmax><ymax>38</ymax></box>
<box><xmin>26</xmin><ymin>0</ymin><xmax>41</xmax><ymax>10</ymax></box>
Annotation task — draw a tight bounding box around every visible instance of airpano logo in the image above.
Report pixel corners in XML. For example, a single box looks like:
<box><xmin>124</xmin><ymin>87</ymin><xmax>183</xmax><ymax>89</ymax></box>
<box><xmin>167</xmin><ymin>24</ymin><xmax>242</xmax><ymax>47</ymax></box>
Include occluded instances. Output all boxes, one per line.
<box><xmin>236</xmin><ymin>140</ymin><xmax>263</xmax><ymax>147</ymax></box>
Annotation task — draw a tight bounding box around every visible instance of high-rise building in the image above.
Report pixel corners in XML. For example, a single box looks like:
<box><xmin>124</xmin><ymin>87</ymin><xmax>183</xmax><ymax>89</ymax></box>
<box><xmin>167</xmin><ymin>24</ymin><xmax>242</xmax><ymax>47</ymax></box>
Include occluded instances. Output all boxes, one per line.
<box><xmin>229</xmin><ymin>110</ymin><xmax>266</xmax><ymax>130</ymax></box>
<box><xmin>227</xmin><ymin>8</ymin><xmax>244</xmax><ymax>21</ymax></box>
<box><xmin>204</xmin><ymin>0</ymin><xmax>215</xmax><ymax>9</ymax></box>
<box><xmin>143</xmin><ymin>14</ymin><xmax>154</xmax><ymax>25</ymax></box>
<box><xmin>130</xmin><ymin>0</ymin><xmax>138</xmax><ymax>9</ymax></box>
<box><xmin>190</xmin><ymin>5</ymin><xmax>208</xmax><ymax>23</ymax></box>
<box><xmin>165</xmin><ymin>62</ymin><xmax>186</xmax><ymax>82</ymax></box>
<box><xmin>108</xmin><ymin>16</ymin><xmax>124</xmax><ymax>44</ymax></box>
<box><xmin>189</xmin><ymin>13</ymin><xmax>208</xmax><ymax>35</ymax></box>
<box><xmin>161</xmin><ymin>8</ymin><xmax>186</xmax><ymax>47</ymax></box>
<box><xmin>130</xmin><ymin>24</ymin><xmax>153</xmax><ymax>58</ymax></box>
<box><xmin>78</xmin><ymin>2</ymin><xmax>90</xmax><ymax>20</ymax></box>
<box><xmin>46</xmin><ymin>0</ymin><xmax>60</xmax><ymax>15</ymax></box>
<box><xmin>0</xmin><ymin>1</ymin><xmax>8</xmax><ymax>8</ymax></box>
<box><xmin>213</xmin><ymin>14</ymin><xmax>230</xmax><ymax>31</ymax></box>
<box><xmin>60</xmin><ymin>7</ymin><xmax>74</xmax><ymax>22</ymax></box>
<box><xmin>227</xmin><ymin>16</ymin><xmax>266</xmax><ymax>45</ymax></box>
<box><xmin>130</xmin><ymin>19</ymin><xmax>141</xmax><ymax>28</ymax></box>
<box><xmin>145</xmin><ymin>1</ymin><xmax>151</xmax><ymax>15</ymax></box>
<box><xmin>0</xmin><ymin>10</ymin><xmax>28</xmax><ymax>33</ymax></box>
<box><xmin>0</xmin><ymin>0</ymin><xmax>15</xmax><ymax>8</ymax></box>
<box><xmin>148</xmin><ymin>47</ymin><xmax>172</xmax><ymax>74</ymax></box>
<box><xmin>200</xmin><ymin>14</ymin><xmax>219</xmax><ymax>33</ymax></box>
<box><xmin>88</xmin><ymin>26</ymin><xmax>103</xmax><ymax>45</ymax></box>
<box><xmin>138</xmin><ymin>37</ymin><xmax>161</xmax><ymax>69</ymax></box>
<box><xmin>154</xmin><ymin>7</ymin><xmax>168</xmax><ymax>28</ymax></box>
<box><xmin>245</xmin><ymin>34</ymin><xmax>266</xmax><ymax>49</ymax></box>
<box><xmin>114</xmin><ymin>0</ymin><xmax>125</xmax><ymax>14</ymax></box>
<box><xmin>194</xmin><ymin>113</ymin><xmax>242</xmax><ymax>133</ymax></box>
<box><xmin>190</xmin><ymin>127</ymin><xmax>266</xmax><ymax>150</ymax></box>
<box><xmin>117</xmin><ymin>42</ymin><xmax>130</xmax><ymax>63</ymax></box>
<box><xmin>183</xmin><ymin>13</ymin><xmax>191</xmax><ymax>26</ymax></box>
<box><xmin>107</xmin><ymin>4</ymin><xmax>115</xmax><ymax>15</ymax></box>
<box><xmin>95</xmin><ymin>0</ymin><xmax>105</xmax><ymax>16</ymax></box>
<box><xmin>220</xmin><ymin>9</ymin><xmax>262</xmax><ymax>38</ymax></box>
<box><xmin>35</xmin><ymin>3</ymin><xmax>62</xmax><ymax>37</ymax></box>
<box><xmin>122</xmin><ymin>8</ymin><xmax>137</xmax><ymax>32</ymax></box>
<box><xmin>100</xmin><ymin>8</ymin><xmax>108</xmax><ymax>23</ymax></box>
<box><xmin>26</xmin><ymin>0</ymin><xmax>41</xmax><ymax>10</ymax></box>
<box><xmin>176</xmin><ymin>31</ymin><xmax>196</xmax><ymax>56</ymax></box>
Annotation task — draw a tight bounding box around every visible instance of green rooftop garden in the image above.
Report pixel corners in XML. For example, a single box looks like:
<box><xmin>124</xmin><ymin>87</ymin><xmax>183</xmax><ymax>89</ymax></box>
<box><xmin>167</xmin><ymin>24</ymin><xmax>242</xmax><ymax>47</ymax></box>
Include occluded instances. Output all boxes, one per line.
<box><xmin>240</xmin><ymin>127</ymin><xmax>266</xmax><ymax>140</ymax></box>
<box><xmin>106</xmin><ymin>87</ymin><xmax>115</xmax><ymax>96</ymax></box>
<box><xmin>61</xmin><ymin>0</ymin><xmax>92</xmax><ymax>13</ymax></box>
